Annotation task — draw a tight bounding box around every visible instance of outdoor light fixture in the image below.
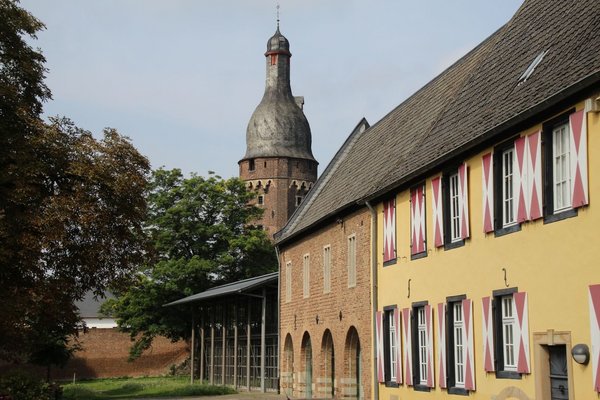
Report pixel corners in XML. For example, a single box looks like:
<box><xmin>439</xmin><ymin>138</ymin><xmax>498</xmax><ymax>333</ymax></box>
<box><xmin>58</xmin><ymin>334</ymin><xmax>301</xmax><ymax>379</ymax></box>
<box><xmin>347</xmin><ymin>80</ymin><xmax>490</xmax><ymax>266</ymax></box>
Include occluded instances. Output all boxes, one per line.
<box><xmin>571</xmin><ymin>344</ymin><xmax>590</xmax><ymax>365</ymax></box>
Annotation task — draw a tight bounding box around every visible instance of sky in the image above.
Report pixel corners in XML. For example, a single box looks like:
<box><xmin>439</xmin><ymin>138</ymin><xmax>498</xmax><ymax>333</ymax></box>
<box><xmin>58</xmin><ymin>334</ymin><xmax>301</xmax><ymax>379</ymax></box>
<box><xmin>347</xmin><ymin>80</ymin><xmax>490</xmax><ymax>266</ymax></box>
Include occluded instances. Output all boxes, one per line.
<box><xmin>20</xmin><ymin>1</ymin><xmax>524</xmax><ymax>179</ymax></box>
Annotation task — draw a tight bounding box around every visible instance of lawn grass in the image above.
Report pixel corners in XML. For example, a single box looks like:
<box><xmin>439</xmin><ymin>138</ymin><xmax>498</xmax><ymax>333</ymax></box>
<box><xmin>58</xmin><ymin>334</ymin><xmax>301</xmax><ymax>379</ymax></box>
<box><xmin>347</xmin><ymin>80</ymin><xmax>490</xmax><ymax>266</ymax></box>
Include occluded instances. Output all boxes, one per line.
<box><xmin>62</xmin><ymin>376</ymin><xmax>236</xmax><ymax>399</ymax></box>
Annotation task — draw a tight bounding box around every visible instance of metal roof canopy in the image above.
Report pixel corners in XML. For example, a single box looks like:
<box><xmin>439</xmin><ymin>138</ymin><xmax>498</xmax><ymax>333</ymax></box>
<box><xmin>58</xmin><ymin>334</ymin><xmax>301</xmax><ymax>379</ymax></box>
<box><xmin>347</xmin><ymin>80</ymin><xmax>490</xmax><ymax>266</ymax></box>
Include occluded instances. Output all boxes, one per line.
<box><xmin>164</xmin><ymin>272</ymin><xmax>278</xmax><ymax>307</ymax></box>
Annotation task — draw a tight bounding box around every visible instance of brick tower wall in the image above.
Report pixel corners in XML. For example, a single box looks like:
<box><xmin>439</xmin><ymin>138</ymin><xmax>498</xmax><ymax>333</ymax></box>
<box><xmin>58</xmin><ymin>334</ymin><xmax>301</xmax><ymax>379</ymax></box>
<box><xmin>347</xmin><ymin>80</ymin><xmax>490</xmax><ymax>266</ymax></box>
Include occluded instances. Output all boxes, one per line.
<box><xmin>239</xmin><ymin>157</ymin><xmax>317</xmax><ymax>237</ymax></box>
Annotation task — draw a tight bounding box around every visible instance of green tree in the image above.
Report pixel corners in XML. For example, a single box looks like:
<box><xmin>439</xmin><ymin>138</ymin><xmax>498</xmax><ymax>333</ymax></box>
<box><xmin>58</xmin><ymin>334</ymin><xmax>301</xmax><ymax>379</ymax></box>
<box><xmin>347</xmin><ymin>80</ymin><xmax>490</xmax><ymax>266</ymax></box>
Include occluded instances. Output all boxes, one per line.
<box><xmin>0</xmin><ymin>0</ymin><xmax>151</xmax><ymax>365</ymax></box>
<box><xmin>103</xmin><ymin>169</ymin><xmax>277</xmax><ymax>359</ymax></box>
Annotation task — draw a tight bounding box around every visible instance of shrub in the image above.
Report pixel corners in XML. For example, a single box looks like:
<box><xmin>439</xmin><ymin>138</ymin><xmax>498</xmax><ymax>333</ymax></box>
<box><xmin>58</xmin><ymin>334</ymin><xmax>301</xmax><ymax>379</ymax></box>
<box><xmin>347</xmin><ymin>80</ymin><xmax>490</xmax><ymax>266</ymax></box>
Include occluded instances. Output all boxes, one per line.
<box><xmin>0</xmin><ymin>369</ymin><xmax>62</xmax><ymax>400</ymax></box>
<box><xmin>61</xmin><ymin>385</ymin><xmax>99</xmax><ymax>400</ymax></box>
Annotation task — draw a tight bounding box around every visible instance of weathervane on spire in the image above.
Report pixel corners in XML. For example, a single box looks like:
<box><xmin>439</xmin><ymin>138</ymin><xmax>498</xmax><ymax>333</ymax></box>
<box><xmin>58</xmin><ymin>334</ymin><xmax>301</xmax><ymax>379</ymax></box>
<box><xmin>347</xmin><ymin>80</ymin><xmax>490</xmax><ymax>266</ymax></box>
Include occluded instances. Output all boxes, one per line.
<box><xmin>276</xmin><ymin>3</ymin><xmax>280</xmax><ymax>30</ymax></box>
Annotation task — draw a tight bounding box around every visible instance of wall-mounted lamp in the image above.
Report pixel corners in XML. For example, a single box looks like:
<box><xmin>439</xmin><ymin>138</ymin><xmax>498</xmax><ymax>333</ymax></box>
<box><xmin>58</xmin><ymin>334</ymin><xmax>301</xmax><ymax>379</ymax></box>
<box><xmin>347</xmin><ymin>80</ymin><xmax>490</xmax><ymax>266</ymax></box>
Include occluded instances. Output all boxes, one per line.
<box><xmin>571</xmin><ymin>344</ymin><xmax>590</xmax><ymax>365</ymax></box>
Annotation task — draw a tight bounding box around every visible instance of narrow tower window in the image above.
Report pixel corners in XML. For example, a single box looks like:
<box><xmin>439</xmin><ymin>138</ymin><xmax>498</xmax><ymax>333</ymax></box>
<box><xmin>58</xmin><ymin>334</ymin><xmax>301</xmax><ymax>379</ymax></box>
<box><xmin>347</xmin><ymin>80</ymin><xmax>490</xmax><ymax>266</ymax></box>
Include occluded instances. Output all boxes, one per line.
<box><xmin>248</xmin><ymin>159</ymin><xmax>255</xmax><ymax>171</ymax></box>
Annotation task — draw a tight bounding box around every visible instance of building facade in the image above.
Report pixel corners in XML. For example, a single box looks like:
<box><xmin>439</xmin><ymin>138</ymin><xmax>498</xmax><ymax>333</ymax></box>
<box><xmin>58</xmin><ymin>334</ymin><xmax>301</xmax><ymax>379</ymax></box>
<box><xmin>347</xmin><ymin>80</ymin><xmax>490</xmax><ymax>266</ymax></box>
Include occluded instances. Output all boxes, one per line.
<box><xmin>239</xmin><ymin>26</ymin><xmax>318</xmax><ymax>238</ymax></box>
<box><xmin>370</xmin><ymin>1</ymin><xmax>600</xmax><ymax>398</ymax></box>
<box><xmin>273</xmin><ymin>0</ymin><xmax>600</xmax><ymax>399</ymax></box>
<box><xmin>278</xmin><ymin>208</ymin><xmax>373</xmax><ymax>399</ymax></box>
<box><xmin>276</xmin><ymin>119</ymin><xmax>373</xmax><ymax>399</ymax></box>
<box><xmin>374</xmin><ymin>97</ymin><xmax>600</xmax><ymax>400</ymax></box>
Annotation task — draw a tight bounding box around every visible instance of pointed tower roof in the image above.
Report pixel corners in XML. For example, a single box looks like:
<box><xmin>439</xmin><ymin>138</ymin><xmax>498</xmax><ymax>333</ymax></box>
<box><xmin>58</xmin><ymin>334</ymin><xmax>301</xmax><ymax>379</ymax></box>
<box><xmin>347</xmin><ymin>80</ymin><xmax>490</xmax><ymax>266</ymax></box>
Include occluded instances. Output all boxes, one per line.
<box><xmin>242</xmin><ymin>26</ymin><xmax>315</xmax><ymax>162</ymax></box>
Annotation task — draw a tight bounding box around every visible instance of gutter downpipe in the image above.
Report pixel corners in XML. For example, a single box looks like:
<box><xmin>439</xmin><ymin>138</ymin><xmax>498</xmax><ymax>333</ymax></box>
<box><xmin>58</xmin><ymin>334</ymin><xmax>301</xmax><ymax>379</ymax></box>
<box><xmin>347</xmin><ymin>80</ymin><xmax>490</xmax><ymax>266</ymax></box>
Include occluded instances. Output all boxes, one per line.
<box><xmin>275</xmin><ymin>245</ymin><xmax>282</xmax><ymax>395</ymax></box>
<box><xmin>365</xmin><ymin>200</ymin><xmax>379</xmax><ymax>400</ymax></box>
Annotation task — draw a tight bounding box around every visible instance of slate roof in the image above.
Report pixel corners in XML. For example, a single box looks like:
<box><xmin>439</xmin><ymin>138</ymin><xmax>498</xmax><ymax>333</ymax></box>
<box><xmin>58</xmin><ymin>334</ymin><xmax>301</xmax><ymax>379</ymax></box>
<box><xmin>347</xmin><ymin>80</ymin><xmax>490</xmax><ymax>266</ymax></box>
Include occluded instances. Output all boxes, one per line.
<box><xmin>275</xmin><ymin>0</ymin><xmax>600</xmax><ymax>245</ymax></box>
<box><xmin>164</xmin><ymin>272</ymin><xmax>278</xmax><ymax>307</ymax></box>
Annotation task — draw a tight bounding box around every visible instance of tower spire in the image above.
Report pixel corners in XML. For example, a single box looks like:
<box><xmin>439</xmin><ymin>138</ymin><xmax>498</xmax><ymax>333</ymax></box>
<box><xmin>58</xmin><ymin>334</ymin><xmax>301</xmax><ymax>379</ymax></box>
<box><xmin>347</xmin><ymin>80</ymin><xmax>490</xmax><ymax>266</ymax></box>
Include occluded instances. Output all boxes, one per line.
<box><xmin>276</xmin><ymin>3</ymin><xmax>280</xmax><ymax>30</ymax></box>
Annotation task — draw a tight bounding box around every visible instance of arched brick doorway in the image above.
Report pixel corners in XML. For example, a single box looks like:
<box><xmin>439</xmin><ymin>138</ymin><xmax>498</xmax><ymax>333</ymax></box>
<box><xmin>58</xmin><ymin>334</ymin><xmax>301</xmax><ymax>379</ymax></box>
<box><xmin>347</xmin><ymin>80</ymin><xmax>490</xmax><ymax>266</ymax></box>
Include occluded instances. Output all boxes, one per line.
<box><xmin>300</xmin><ymin>332</ymin><xmax>313</xmax><ymax>399</ymax></box>
<box><xmin>282</xmin><ymin>334</ymin><xmax>294</xmax><ymax>397</ymax></box>
<box><xmin>320</xmin><ymin>329</ymin><xmax>335</xmax><ymax>398</ymax></box>
<box><xmin>344</xmin><ymin>326</ymin><xmax>362</xmax><ymax>399</ymax></box>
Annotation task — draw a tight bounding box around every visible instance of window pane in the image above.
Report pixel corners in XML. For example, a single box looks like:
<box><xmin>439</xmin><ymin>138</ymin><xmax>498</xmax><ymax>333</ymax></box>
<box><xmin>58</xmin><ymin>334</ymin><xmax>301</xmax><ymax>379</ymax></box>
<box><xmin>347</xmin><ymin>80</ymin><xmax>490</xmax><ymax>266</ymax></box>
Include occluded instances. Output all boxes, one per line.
<box><xmin>453</xmin><ymin>302</ymin><xmax>464</xmax><ymax>387</ymax></box>
<box><xmin>347</xmin><ymin>236</ymin><xmax>356</xmax><ymax>287</ymax></box>
<box><xmin>388</xmin><ymin>312</ymin><xmax>397</xmax><ymax>381</ymax></box>
<box><xmin>323</xmin><ymin>246</ymin><xmax>331</xmax><ymax>294</ymax></box>
<box><xmin>303</xmin><ymin>255</ymin><xmax>310</xmax><ymax>298</ymax></box>
<box><xmin>502</xmin><ymin>296</ymin><xmax>516</xmax><ymax>370</ymax></box>
<box><xmin>449</xmin><ymin>173</ymin><xmax>460</xmax><ymax>241</ymax></box>
<box><xmin>417</xmin><ymin>307</ymin><xmax>427</xmax><ymax>384</ymax></box>
<box><xmin>502</xmin><ymin>148</ymin><xmax>515</xmax><ymax>226</ymax></box>
<box><xmin>553</xmin><ymin>124</ymin><xmax>571</xmax><ymax>212</ymax></box>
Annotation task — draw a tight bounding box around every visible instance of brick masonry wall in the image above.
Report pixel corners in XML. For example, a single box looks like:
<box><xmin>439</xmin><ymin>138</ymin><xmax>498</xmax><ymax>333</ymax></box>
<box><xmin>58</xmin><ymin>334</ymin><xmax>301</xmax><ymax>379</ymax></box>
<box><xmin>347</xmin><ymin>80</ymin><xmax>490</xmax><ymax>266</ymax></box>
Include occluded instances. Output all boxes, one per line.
<box><xmin>0</xmin><ymin>328</ymin><xmax>189</xmax><ymax>380</ymax></box>
<box><xmin>61</xmin><ymin>328</ymin><xmax>189</xmax><ymax>379</ymax></box>
<box><xmin>1</xmin><ymin>329</ymin><xmax>189</xmax><ymax>380</ymax></box>
<box><xmin>279</xmin><ymin>208</ymin><xmax>372</xmax><ymax>399</ymax></box>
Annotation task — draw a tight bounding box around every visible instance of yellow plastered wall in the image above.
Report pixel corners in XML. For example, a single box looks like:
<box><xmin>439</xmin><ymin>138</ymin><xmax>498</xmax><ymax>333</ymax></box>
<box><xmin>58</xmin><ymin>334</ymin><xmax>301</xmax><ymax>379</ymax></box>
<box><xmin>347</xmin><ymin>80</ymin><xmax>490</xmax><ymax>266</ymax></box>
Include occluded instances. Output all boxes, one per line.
<box><xmin>377</xmin><ymin>99</ymin><xmax>600</xmax><ymax>400</ymax></box>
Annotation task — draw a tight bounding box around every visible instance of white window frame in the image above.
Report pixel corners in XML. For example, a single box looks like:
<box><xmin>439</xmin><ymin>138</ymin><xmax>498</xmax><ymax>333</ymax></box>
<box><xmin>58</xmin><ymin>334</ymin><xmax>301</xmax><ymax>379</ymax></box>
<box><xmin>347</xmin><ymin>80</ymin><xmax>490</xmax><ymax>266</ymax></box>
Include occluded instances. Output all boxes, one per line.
<box><xmin>453</xmin><ymin>302</ymin><xmax>465</xmax><ymax>388</ymax></box>
<box><xmin>347</xmin><ymin>234</ymin><xmax>356</xmax><ymax>288</ymax></box>
<box><xmin>502</xmin><ymin>147</ymin><xmax>516</xmax><ymax>227</ymax></box>
<box><xmin>388</xmin><ymin>310</ymin><xmax>398</xmax><ymax>382</ymax></box>
<box><xmin>285</xmin><ymin>261</ymin><xmax>292</xmax><ymax>303</ymax></box>
<box><xmin>552</xmin><ymin>123</ymin><xmax>571</xmax><ymax>212</ymax></box>
<box><xmin>501</xmin><ymin>296</ymin><xmax>517</xmax><ymax>372</ymax></box>
<box><xmin>417</xmin><ymin>307</ymin><xmax>428</xmax><ymax>385</ymax></box>
<box><xmin>302</xmin><ymin>254</ymin><xmax>310</xmax><ymax>298</ymax></box>
<box><xmin>448</xmin><ymin>173</ymin><xmax>461</xmax><ymax>242</ymax></box>
<box><xmin>323</xmin><ymin>245</ymin><xmax>331</xmax><ymax>294</ymax></box>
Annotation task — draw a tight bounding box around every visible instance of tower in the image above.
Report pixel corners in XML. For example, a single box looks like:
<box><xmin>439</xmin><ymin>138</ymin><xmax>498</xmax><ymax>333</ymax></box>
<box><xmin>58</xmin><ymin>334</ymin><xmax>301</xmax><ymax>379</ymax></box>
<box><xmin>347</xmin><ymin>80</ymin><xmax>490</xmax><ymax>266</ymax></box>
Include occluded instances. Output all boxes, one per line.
<box><xmin>239</xmin><ymin>26</ymin><xmax>318</xmax><ymax>238</ymax></box>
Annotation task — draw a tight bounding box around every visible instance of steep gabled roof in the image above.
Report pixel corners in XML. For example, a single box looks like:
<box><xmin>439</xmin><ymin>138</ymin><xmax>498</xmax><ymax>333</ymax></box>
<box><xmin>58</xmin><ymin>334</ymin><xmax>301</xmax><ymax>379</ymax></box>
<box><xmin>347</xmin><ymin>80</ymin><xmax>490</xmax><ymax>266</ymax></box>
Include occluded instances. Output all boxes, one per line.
<box><xmin>275</xmin><ymin>118</ymin><xmax>369</xmax><ymax>241</ymax></box>
<box><xmin>276</xmin><ymin>0</ymin><xmax>600</xmax><ymax>245</ymax></box>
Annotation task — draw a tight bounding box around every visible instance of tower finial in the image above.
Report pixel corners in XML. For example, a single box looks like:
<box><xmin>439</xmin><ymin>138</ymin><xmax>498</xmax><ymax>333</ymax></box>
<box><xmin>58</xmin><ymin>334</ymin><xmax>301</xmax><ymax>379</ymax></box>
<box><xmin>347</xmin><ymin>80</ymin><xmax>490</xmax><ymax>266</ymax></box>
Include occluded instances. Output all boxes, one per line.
<box><xmin>276</xmin><ymin>3</ymin><xmax>280</xmax><ymax>30</ymax></box>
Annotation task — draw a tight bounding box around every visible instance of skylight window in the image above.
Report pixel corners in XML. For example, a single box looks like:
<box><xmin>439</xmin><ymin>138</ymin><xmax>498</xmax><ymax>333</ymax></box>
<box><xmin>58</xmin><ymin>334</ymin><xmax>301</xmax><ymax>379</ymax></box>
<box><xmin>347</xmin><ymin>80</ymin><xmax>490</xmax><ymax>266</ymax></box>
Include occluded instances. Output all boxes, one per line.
<box><xmin>518</xmin><ymin>50</ymin><xmax>548</xmax><ymax>84</ymax></box>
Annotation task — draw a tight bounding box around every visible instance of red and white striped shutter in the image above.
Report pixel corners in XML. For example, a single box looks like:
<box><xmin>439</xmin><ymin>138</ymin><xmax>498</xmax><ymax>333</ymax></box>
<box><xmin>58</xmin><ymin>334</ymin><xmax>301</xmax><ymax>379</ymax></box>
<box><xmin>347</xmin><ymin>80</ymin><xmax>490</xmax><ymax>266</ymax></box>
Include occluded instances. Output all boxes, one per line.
<box><xmin>402</xmin><ymin>308</ymin><xmax>413</xmax><ymax>386</ymax></box>
<box><xmin>383</xmin><ymin>199</ymin><xmax>396</xmax><ymax>262</ymax></box>
<box><xmin>458</xmin><ymin>163</ymin><xmax>470</xmax><ymax>239</ymax></box>
<box><xmin>437</xmin><ymin>303</ymin><xmax>447</xmax><ymax>388</ymax></box>
<box><xmin>481</xmin><ymin>296</ymin><xmax>495</xmax><ymax>372</ymax></box>
<box><xmin>527</xmin><ymin>131</ymin><xmax>543</xmax><ymax>220</ymax></box>
<box><xmin>569</xmin><ymin>103</ymin><xmax>590</xmax><ymax>208</ymax></box>
<box><xmin>462</xmin><ymin>299</ymin><xmax>476</xmax><ymax>391</ymax></box>
<box><xmin>588</xmin><ymin>284</ymin><xmax>600</xmax><ymax>392</ymax></box>
<box><xmin>425</xmin><ymin>304</ymin><xmax>435</xmax><ymax>388</ymax></box>
<box><xmin>431</xmin><ymin>177</ymin><xmax>444</xmax><ymax>247</ymax></box>
<box><xmin>513</xmin><ymin>292</ymin><xmax>530</xmax><ymax>374</ymax></box>
<box><xmin>514</xmin><ymin>136</ymin><xmax>529</xmax><ymax>222</ymax></box>
<box><xmin>411</xmin><ymin>186</ymin><xmax>426</xmax><ymax>255</ymax></box>
<box><xmin>395</xmin><ymin>308</ymin><xmax>403</xmax><ymax>384</ymax></box>
<box><xmin>482</xmin><ymin>152</ymin><xmax>494</xmax><ymax>233</ymax></box>
<box><xmin>375</xmin><ymin>311</ymin><xmax>385</xmax><ymax>382</ymax></box>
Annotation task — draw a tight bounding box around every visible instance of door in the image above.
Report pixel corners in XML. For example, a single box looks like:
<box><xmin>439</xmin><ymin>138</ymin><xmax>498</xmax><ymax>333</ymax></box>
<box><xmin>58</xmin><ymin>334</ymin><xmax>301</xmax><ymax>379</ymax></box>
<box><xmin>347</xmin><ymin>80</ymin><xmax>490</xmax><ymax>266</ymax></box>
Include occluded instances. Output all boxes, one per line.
<box><xmin>305</xmin><ymin>340</ymin><xmax>312</xmax><ymax>399</ymax></box>
<box><xmin>549</xmin><ymin>345</ymin><xmax>568</xmax><ymax>400</ymax></box>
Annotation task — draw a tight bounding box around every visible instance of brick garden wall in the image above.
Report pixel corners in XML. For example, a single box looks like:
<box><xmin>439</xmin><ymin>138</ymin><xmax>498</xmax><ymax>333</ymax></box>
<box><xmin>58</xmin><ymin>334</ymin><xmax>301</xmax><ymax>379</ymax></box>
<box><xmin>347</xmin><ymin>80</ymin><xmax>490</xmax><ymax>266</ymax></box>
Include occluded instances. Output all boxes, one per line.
<box><xmin>60</xmin><ymin>328</ymin><xmax>189</xmax><ymax>379</ymax></box>
<box><xmin>0</xmin><ymin>328</ymin><xmax>189</xmax><ymax>380</ymax></box>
